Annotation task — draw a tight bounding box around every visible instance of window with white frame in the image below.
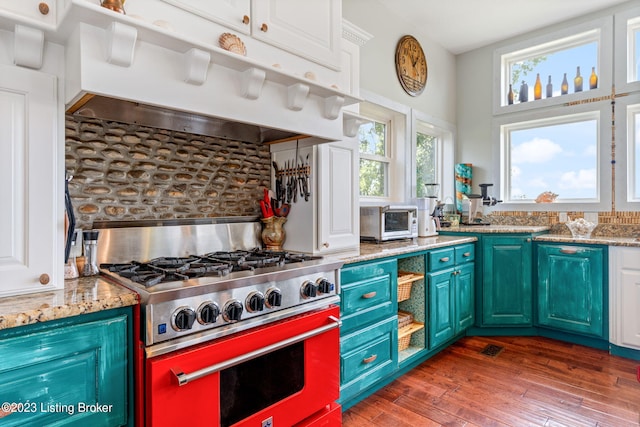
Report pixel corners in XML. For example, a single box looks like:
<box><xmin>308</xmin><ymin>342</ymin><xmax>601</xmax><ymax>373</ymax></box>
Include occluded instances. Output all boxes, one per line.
<box><xmin>494</xmin><ymin>18</ymin><xmax>613</xmax><ymax>211</ymax></box>
<box><xmin>494</xmin><ymin>17</ymin><xmax>612</xmax><ymax>115</ymax></box>
<box><xmin>358</xmin><ymin>117</ymin><xmax>390</xmax><ymax>197</ymax></box>
<box><xmin>410</xmin><ymin>110</ymin><xmax>455</xmax><ymax>201</ymax></box>
<box><xmin>627</xmin><ymin>103</ymin><xmax>640</xmax><ymax>201</ymax></box>
<box><xmin>500</xmin><ymin>111</ymin><xmax>600</xmax><ymax>203</ymax></box>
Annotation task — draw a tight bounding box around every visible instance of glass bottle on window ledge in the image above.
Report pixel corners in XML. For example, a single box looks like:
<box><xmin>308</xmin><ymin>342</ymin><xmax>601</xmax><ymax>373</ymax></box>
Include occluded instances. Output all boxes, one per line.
<box><xmin>518</xmin><ymin>81</ymin><xmax>528</xmax><ymax>102</ymax></box>
<box><xmin>534</xmin><ymin>74</ymin><xmax>542</xmax><ymax>100</ymax></box>
<box><xmin>507</xmin><ymin>84</ymin><xmax>514</xmax><ymax>105</ymax></box>
<box><xmin>546</xmin><ymin>75</ymin><xmax>553</xmax><ymax>98</ymax></box>
<box><xmin>589</xmin><ymin>67</ymin><xmax>598</xmax><ymax>89</ymax></box>
<box><xmin>574</xmin><ymin>66</ymin><xmax>583</xmax><ymax>92</ymax></box>
<box><xmin>561</xmin><ymin>73</ymin><xmax>569</xmax><ymax>95</ymax></box>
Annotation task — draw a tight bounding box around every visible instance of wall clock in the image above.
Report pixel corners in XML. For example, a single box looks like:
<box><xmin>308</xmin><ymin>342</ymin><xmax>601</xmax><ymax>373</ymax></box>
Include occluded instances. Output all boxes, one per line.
<box><xmin>395</xmin><ymin>35</ymin><xmax>428</xmax><ymax>96</ymax></box>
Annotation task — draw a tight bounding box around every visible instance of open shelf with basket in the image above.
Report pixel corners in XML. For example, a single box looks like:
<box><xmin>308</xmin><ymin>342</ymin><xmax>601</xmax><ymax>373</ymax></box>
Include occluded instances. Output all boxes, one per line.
<box><xmin>397</xmin><ymin>257</ymin><xmax>426</xmax><ymax>364</ymax></box>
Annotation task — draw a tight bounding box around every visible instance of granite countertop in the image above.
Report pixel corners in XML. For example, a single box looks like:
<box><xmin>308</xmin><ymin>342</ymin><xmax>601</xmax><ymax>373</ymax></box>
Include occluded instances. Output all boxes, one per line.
<box><xmin>443</xmin><ymin>225</ymin><xmax>551</xmax><ymax>233</ymax></box>
<box><xmin>534</xmin><ymin>234</ymin><xmax>640</xmax><ymax>247</ymax></box>
<box><xmin>0</xmin><ymin>276</ymin><xmax>138</xmax><ymax>331</ymax></box>
<box><xmin>341</xmin><ymin>235</ymin><xmax>477</xmax><ymax>264</ymax></box>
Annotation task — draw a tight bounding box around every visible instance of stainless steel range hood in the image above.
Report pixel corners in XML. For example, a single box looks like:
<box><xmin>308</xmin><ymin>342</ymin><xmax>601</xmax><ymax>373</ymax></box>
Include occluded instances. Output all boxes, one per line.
<box><xmin>68</xmin><ymin>94</ymin><xmax>306</xmax><ymax>144</ymax></box>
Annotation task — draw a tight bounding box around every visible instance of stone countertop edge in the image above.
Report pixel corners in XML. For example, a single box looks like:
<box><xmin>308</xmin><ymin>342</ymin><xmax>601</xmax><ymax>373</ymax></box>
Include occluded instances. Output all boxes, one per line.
<box><xmin>443</xmin><ymin>225</ymin><xmax>552</xmax><ymax>233</ymax></box>
<box><xmin>534</xmin><ymin>234</ymin><xmax>640</xmax><ymax>247</ymax></box>
<box><xmin>0</xmin><ymin>276</ymin><xmax>139</xmax><ymax>331</ymax></box>
<box><xmin>341</xmin><ymin>235</ymin><xmax>478</xmax><ymax>264</ymax></box>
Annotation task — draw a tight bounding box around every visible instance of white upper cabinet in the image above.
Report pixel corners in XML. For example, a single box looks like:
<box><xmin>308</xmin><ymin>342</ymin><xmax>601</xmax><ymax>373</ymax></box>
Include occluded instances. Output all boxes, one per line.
<box><xmin>251</xmin><ymin>0</ymin><xmax>341</xmax><ymax>70</ymax></box>
<box><xmin>160</xmin><ymin>0</ymin><xmax>252</xmax><ymax>34</ymax></box>
<box><xmin>0</xmin><ymin>0</ymin><xmax>57</xmax><ymax>27</ymax></box>
<box><xmin>159</xmin><ymin>0</ymin><xmax>341</xmax><ymax>69</ymax></box>
<box><xmin>0</xmin><ymin>65</ymin><xmax>62</xmax><ymax>296</ymax></box>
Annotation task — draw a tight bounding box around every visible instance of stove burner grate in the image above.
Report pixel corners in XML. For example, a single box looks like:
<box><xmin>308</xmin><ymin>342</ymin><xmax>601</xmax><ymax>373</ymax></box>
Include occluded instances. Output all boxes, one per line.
<box><xmin>101</xmin><ymin>249</ymin><xmax>323</xmax><ymax>286</ymax></box>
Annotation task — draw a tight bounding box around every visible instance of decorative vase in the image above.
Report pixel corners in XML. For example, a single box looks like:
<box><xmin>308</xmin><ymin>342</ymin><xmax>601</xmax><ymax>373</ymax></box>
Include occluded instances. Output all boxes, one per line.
<box><xmin>261</xmin><ymin>216</ymin><xmax>286</xmax><ymax>250</ymax></box>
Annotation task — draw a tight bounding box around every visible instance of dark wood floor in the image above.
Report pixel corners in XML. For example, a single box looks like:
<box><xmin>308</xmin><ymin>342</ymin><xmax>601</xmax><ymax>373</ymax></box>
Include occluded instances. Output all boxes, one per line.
<box><xmin>342</xmin><ymin>336</ymin><xmax>640</xmax><ymax>427</ymax></box>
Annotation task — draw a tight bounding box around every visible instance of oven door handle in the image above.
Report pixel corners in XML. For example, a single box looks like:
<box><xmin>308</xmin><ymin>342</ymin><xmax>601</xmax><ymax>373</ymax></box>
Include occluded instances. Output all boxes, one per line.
<box><xmin>171</xmin><ymin>315</ymin><xmax>342</xmax><ymax>386</ymax></box>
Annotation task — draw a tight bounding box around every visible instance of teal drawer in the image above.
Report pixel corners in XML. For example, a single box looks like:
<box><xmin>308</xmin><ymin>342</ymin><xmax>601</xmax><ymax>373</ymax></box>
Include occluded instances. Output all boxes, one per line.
<box><xmin>341</xmin><ymin>259</ymin><xmax>396</xmax><ymax>286</ymax></box>
<box><xmin>340</xmin><ymin>316</ymin><xmax>397</xmax><ymax>402</ymax></box>
<box><xmin>455</xmin><ymin>244</ymin><xmax>475</xmax><ymax>265</ymax></box>
<box><xmin>340</xmin><ymin>259</ymin><xmax>396</xmax><ymax>333</ymax></box>
<box><xmin>428</xmin><ymin>247</ymin><xmax>455</xmax><ymax>272</ymax></box>
<box><xmin>342</xmin><ymin>275</ymin><xmax>392</xmax><ymax>316</ymax></box>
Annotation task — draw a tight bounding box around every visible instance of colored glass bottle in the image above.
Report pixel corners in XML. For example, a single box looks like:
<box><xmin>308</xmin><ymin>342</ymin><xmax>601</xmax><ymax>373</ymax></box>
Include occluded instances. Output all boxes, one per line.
<box><xmin>507</xmin><ymin>84</ymin><xmax>514</xmax><ymax>105</ymax></box>
<box><xmin>589</xmin><ymin>67</ymin><xmax>598</xmax><ymax>89</ymax></box>
<box><xmin>561</xmin><ymin>73</ymin><xmax>569</xmax><ymax>95</ymax></box>
<box><xmin>534</xmin><ymin>73</ymin><xmax>542</xmax><ymax>100</ymax></box>
<box><xmin>518</xmin><ymin>81</ymin><xmax>528</xmax><ymax>102</ymax></box>
<box><xmin>546</xmin><ymin>75</ymin><xmax>553</xmax><ymax>98</ymax></box>
<box><xmin>574</xmin><ymin>66</ymin><xmax>583</xmax><ymax>92</ymax></box>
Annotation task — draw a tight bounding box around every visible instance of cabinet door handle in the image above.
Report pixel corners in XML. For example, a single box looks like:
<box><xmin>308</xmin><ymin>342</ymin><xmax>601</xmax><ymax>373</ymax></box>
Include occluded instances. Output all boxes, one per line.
<box><xmin>462</xmin><ymin>252</ymin><xmax>471</xmax><ymax>257</ymax></box>
<box><xmin>39</xmin><ymin>273</ymin><xmax>50</xmax><ymax>285</ymax></box>
<box><xmin>261</xmin><ymin>23</ymin><xmax>268</xmax><ymax>32</ymax></box>
<box><xmin>362</xmin><ymin>291</ymin><xmax>377</xmax><ymax>299</ymax></box>
<box><xmin>39</xmin><ymin>2</ymin><xmax>50</xmax><ymax>15</ymax></box>
<box><xmin>363</xmin><ymin>354</ymin><xmax>378</xmax><ymax>364</ymax></box>
<box><xmin>527</xmin><ymin>238</ymin><xmax>531</xmax><ymax>242</ymax></box>
<box><xmin>560</xmin><ymin>248</ymin><xmax>578</xmax><ymax>254</ymax></box>
<box><xmin>439</xmin><ymin>257</ymin><xmax>450</xmax><ymax>262</ymax></box>
<box><xmin>242</xmin><ymin>15</ymin><xmax>250</xmax><ymax>25</ymax></box>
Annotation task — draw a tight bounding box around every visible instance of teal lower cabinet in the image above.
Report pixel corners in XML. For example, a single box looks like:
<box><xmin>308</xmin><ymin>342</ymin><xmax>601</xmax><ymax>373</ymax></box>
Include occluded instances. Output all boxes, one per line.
<box><xmin>482</xmin><ymin>235</ymin><xmax>533</xmax><ymax>326</ymax></box>
<box><xmin>339</xmin><ymin>243</ymin><xmax>475</xmax><ymax>409</ymax></box>
<box><xmin>339</xmin><ymin>316</ymin><xmax>397</xmax><ymax>405</ymax></box>
<box><xmin>427</xmin><ymin>245</ymin><xmax>475</xmax><ymax>349</ymax></box>
<box><xmin>0</xmin><ymin>308</ymin><xmax>133</xmax><ymax>427</ymax></box>
<box><xmin>536</xmin><ymin>243</ymin><xmax>607</xmax><ymax>339</ymax></box>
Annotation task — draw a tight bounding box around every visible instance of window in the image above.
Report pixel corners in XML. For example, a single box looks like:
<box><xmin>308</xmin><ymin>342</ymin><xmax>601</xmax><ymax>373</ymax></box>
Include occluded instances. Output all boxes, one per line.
<box><xmin>616</xmin><ymin>96</ymin><xmax>640</xmax><ymax>209</ymax></box>
<box><xmin>411</xmin><ymin>110</ymin><xmax>455</xmax><ymax>202</ymax></box>
<box><xmin>358</xmin><ymin>118</ymin><xmax>390</xmax><ymax>197</ymax></box>
<box><xmin>494</xmin><ymin>17</ymin><xmax>613</xmax><ymax>114</ymax></box>
<box><xmin>416</xmin><ymin>131</ymin><xmax>437</xmax><ymax>198</ymax></box>
<box><xmin>614</xmin><ymin>7</ymin><xmax>640</xmax><ymax>92</ymax></box>
<box><xmin>501</xmin><ymin>112</ymin><xmax>599</xmax><ymax>202</ymax></box>
<box><xmin>493</xmin><ymin>18</ymin><xmax>613</xmax><ymax>211</ymax></box>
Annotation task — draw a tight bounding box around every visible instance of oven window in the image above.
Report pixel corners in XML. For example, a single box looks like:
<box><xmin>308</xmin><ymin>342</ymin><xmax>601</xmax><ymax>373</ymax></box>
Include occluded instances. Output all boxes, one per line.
<box><xmin>384</xmin><ymin>211</ymin><xmax>409</xmax><ymax>232</ymax></box>
<box><xmin>220</xmin><ymin>342</ymin><xmax>305</xmax><ymax>427</ymax></box>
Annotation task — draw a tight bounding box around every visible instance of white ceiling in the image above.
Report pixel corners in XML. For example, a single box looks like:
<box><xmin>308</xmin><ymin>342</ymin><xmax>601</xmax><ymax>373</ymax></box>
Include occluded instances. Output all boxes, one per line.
<box><xmin>376</xmin><ymin>0</ymin><xmax>630</xmax><ymax>54</ymax></box>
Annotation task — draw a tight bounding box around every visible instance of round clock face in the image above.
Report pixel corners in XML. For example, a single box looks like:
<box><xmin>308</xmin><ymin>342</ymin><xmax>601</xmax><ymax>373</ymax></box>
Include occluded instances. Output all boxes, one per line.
<box><xmin>395</xmin><ymin>35</ymin><xmax>428</xmax><ymax>96</ymax></box>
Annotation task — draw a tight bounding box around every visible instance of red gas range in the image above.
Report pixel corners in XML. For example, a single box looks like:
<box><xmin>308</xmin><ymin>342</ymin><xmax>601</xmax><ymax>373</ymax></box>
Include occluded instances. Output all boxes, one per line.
<box><xmin>95</xmin><ymin>219</ymin><xmax>343</xmax><ymax>427</ymax></box>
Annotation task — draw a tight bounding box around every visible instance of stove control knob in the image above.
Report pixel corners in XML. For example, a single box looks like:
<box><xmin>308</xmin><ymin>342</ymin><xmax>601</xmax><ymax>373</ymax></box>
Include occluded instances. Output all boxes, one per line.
<box><xmin>197</xmin><ymin>302</ymin><xmax>220</xmax><ymax>325</ymax></box>
<box><xmin>300</xmin><ymin>280</ymin><xmax>318</xmax><ymax>299</ymax></box>
<box><xmin>246</xmin><ymin>291</ymin><xmax>265</xmax><ymax>313</ymax></box>
<box><xmin>223</xmin><ymin>299</ymin><xmax>243</xmax><ymax>323</ymax></box>
<box><xmin>172</xmin><ymin>307</ymin><xmax>196</xmax><ymax>331</ymax></box>
<box><xmin>316</xmin><ymin>277</ymin><xmax>335</xmax><ymax>294</ymax></box>
<box><xmin>265</xmin><ymin>287</ymin><xmax>282</xmax><ymax>308</ymax></box>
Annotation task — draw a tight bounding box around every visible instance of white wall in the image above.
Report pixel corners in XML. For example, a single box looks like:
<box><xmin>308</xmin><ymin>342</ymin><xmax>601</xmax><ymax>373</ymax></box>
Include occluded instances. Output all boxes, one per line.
<box><xmin>342</xmin><ymin>0</ymin><xmax>457</xmax><ymax>125</ymax></box>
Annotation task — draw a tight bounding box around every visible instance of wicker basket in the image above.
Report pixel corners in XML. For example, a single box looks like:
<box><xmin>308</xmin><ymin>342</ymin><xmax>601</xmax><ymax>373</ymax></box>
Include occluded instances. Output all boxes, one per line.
<box><xmin>398</xmin><ymin>322</ymin><xmax>424</xmax><ymax>352</ymax></box>
<box><xmin>397</xmin><ymin>271</ymin><xmax>424</xmax><ymax>302</ymax></box>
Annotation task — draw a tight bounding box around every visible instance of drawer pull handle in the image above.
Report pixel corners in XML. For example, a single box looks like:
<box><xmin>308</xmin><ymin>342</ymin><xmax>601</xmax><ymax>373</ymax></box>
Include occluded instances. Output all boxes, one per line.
<box><xmin>261</xmin><ymin>23</ymin><xmax>268</xmax><ymax>32</ymax></box>
<box><xmin>362</xmin><ymin>291</ymin><xmax>377</xmax><ymax>299</ymax></box>
<box><xmin>560</xmin><ymin>248</ymin><xmax>578</xmax><ymax>254</ymax></box>
<box><xmin>242</xmin><ymin>15</ymin><xmax>250</xmax><ymax>25</ymax></box>
<box><xmin>439</xmin><ymin>257</ymin><xmax>450</xmax><ymax>262</ymax></box>
<box><xmin>363</xmin><ymin>354</ymin><xmax>378</xmax><ymax>364</ymax></box>
<box><xmin>463</xmin><ymin>252</ymin><xmax>471</xmax><ymax>257</ymax></box>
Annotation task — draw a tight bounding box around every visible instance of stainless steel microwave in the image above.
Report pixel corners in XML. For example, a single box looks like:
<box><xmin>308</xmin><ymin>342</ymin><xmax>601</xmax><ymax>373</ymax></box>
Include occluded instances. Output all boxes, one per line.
<box><xmin>360</xmin><ymin>205</ymin><xmax>418</xmax><ymax>242</ymax></box>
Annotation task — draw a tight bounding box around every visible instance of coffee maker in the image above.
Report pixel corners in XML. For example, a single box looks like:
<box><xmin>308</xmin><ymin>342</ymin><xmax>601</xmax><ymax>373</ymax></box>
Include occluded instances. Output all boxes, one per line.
<box><xmin>416</xmin><ymin>184</ymin><xmax>439</xmax><ymax>237</ymax></box>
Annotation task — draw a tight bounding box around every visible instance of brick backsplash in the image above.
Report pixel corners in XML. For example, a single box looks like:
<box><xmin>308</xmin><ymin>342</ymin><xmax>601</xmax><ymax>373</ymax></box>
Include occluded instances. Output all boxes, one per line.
<box><xmin>65</xmin><ymin>116</ymin><xmax>270</xmax><ymax>229</ymax></box>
